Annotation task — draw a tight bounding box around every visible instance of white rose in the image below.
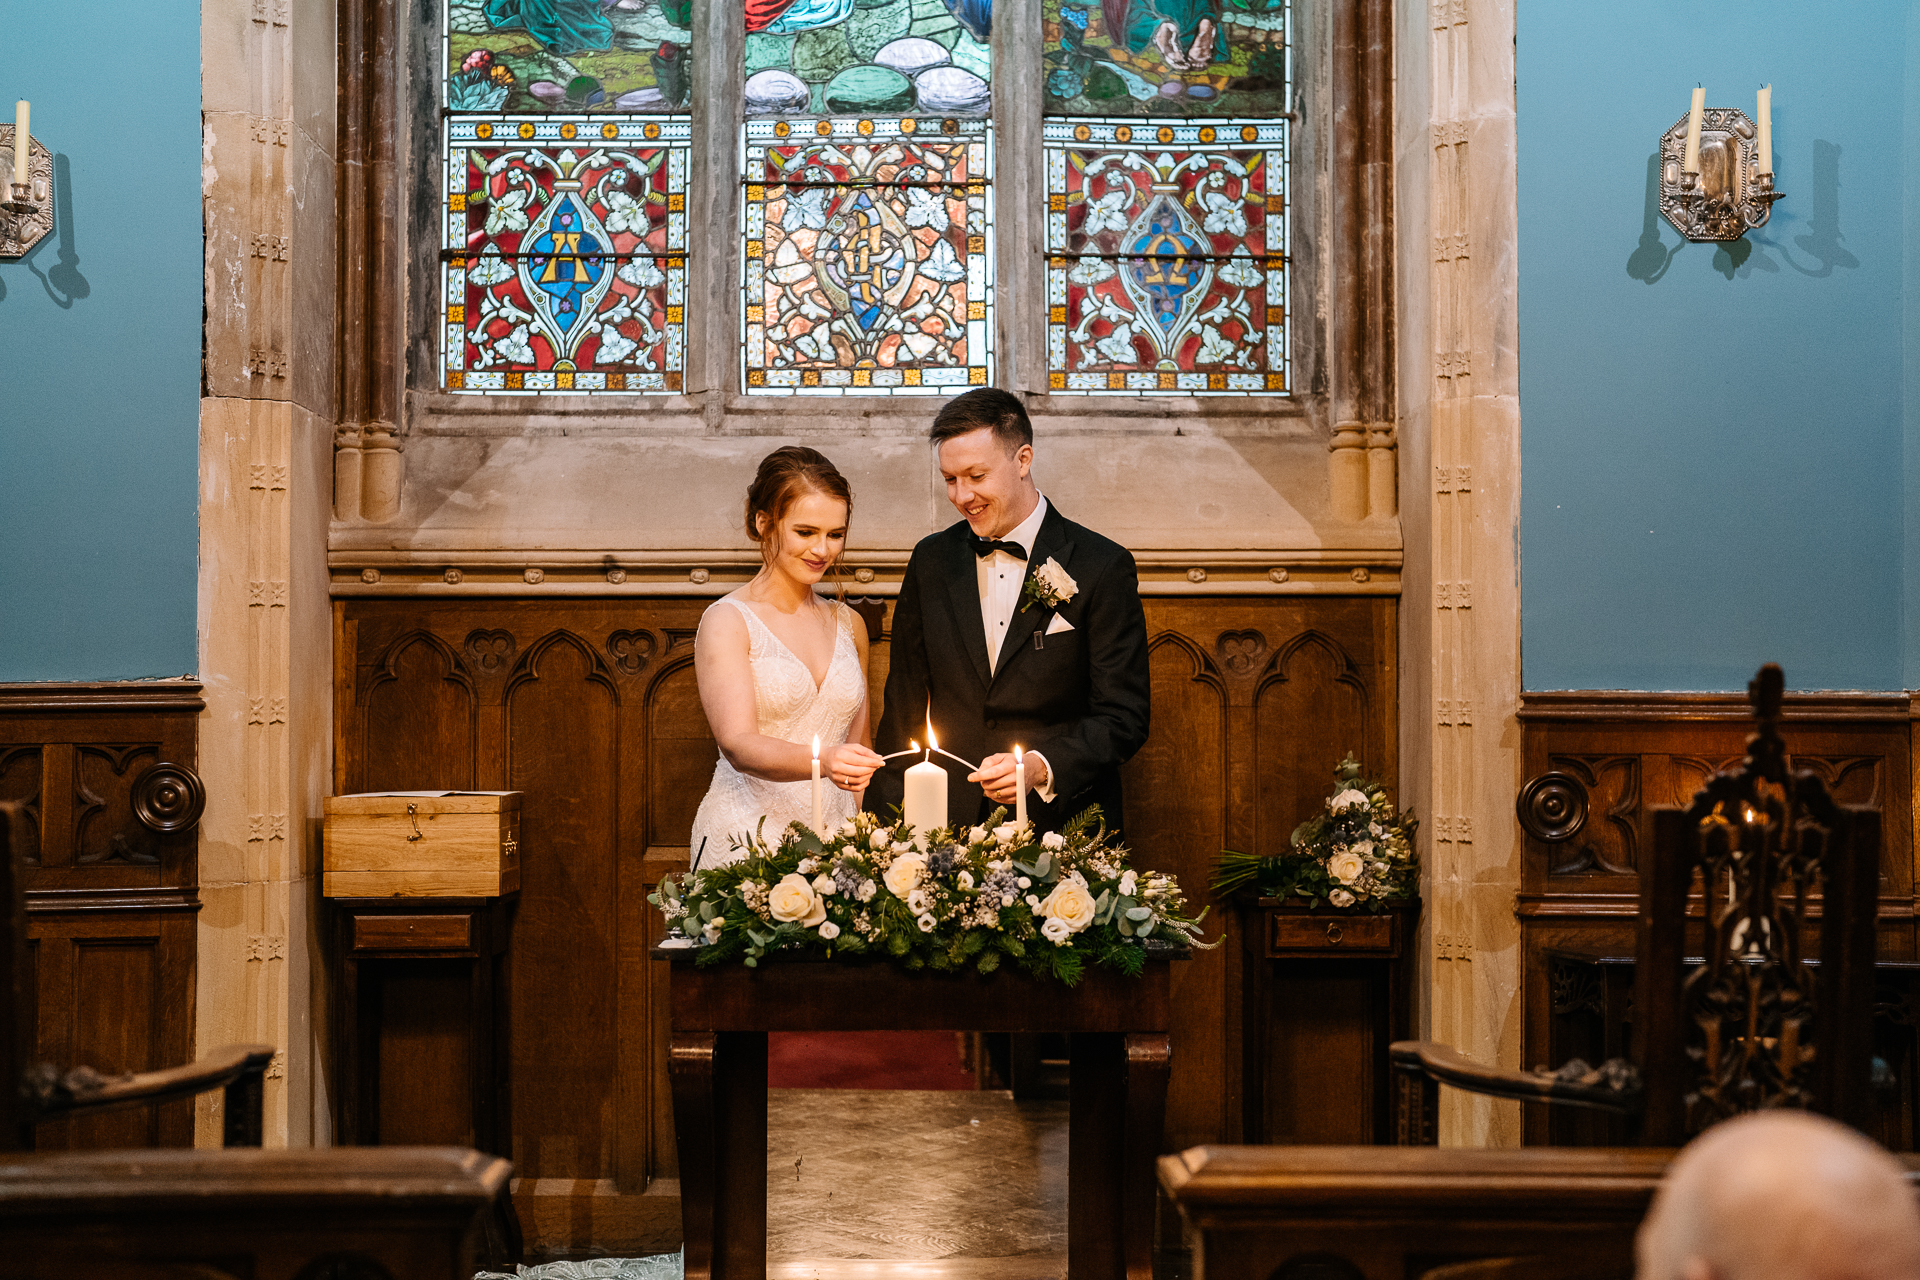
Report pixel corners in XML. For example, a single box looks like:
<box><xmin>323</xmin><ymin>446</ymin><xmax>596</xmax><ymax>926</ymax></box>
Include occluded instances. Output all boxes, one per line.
<box><xmin>1041</xmin><ymin>915</ymin><xmax>1073</xmax><ymax>944</ymax></box>
<box><xmin>1327</xmin><ymin>851</ymin><xmax>1365</xmax><ymax>884</ymax></box>
<box><xmin>1351</xmin><ymin>839</ymin><xmax>1375</xmax><ymax>858</ymax></box>
<box><xmin>969</xmin><ymin>825</ymin><xmax>990</xmax><ymax>843</ymax></box>
<box><xmin>838</xmin><ymin>819</ymin><xmax>858</xmax><ymax>837</ymax></box>
<box><xmin>818</xmin><ymin>921</ymin><xmax>841</xmax><ymax>940</ymax></box>
<box><xmin>958</xmin><ymin>870</ymin><xmax>975</xmax><ymax>889</ymax></box>
<box><xmin>1042</xmin><ymin>879</ymin><xmax>1097</xmax><ymax>932</ymax></box>
<box><xmin>917</xmin><ymin>913</ymin><xmax>936</xmax><ymax>932</ymax></box>
<box><xmin>1328</xmin><ymin>888</ymin><xmax>1355</xmax><ymax>908</ymax></box>
<box><xmin>883</xmin><ymin>853</ymin><xmax>926</xmax><ymax>897</ymax></box>
<box><xmin>993</xmin><ymin>823</ymin><xmax>1018</xmax><ymax>844</ymax></box>
<box><xmin>1118</xmin><ymin>870</ymin><xmax>1137</xmax><ymax>897</ymax></box>
<box><xmin>1041</xmin><ymin>831</ymin><xmax>1066</xmax><ymax>850</ymax></box>
<box><xmin>1036</xmin><ymin>557</ymin><xmax>1078</xmax><ymax>599</ymax></box>
<box><xmin>892</xmin><ymin>840</ymin><xmax>915</xmax><ymax>854</ymax></box>
<box><xmin>768</xmin><ymin>873</ymin><xmax>820</xmax><ymax>923</ymax></box>
<box><xmin>813</xmin><ymin>873</ymin><xmax>837</xmax><ymax>896</ymax></box>
<box><xmin>1330</xmin><ymin>788</ymin><xmax>1369</xmax><ymax>813</ymax></box>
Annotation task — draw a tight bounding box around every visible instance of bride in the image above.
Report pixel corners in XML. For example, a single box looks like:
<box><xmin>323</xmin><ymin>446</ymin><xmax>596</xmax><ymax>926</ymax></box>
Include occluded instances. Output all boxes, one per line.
<box><xmin>689</xmin><ymin>447</ymin><xmax>886</xmax><ymax>866</ymax></box>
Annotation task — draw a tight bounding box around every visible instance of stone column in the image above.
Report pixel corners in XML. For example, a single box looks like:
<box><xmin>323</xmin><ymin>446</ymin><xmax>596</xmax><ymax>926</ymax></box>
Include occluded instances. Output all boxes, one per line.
<box><xmin>1396</xmin><ymin>0</ymin><xmax>1524</xmax><ymax>1146</ymax></box>
<box><xmin>198</xmin><ymin>0</ymin><xmax>337</xmax><ymax>1146</ymax></box>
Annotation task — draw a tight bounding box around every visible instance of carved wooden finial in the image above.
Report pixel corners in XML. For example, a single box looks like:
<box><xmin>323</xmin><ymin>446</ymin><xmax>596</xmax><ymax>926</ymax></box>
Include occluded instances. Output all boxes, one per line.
<box><xmin>1749</xmin><ymin>663</ymin><xmax>1784</xmax><ymax>722</ymax></box>
<box><xmin>1746</xmin><ymin>663</ymin><xmax>1786</xmax><ymax>779</ymax></box>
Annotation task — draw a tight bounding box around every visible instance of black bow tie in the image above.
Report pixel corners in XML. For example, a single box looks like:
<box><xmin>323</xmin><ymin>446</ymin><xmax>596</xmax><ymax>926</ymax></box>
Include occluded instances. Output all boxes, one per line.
<box><xmin>972</xmin><ymin>536</ymin><xmax>1029</xmax><ymax>560</ymax></box>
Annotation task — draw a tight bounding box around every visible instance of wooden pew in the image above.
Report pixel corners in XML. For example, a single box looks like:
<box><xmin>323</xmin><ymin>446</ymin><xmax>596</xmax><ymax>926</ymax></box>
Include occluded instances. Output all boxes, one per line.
<box><xmin>0</xmin><ymin>1145</ymin><xmax>511</xmax><ymax>1279</ymax></box>
<box><xmin>1160</xmin><ymin>1145</ymin><xmax>1669</xmax><ymax>1280</ymax></box>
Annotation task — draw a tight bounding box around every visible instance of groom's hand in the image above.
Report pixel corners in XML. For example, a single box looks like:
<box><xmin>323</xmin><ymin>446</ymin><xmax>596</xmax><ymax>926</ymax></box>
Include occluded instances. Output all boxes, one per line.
<box><xmin>969</xmin><ymin>752</ymin><xmax>1047</xmax><ymax>805</ymax></box>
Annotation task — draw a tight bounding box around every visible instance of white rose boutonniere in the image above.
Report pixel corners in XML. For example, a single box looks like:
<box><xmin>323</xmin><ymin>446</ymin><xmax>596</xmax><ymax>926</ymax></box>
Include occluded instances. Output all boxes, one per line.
<box><xmin>1021</xmin><ymin>556</ymin><xmax>1078</xmax><ymax>613</ymax></box>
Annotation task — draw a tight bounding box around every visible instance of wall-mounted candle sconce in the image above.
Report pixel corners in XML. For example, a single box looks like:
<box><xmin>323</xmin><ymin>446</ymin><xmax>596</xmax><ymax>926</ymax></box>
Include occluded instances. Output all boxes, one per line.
<box><xmin>2</xmin><ymin>100</ymin><xmax>53</xmax><ymax>259</ymax></box>
<box><xmin>1659</xmin><ymin>84</ymin><xmax>1782</xmax><ymax>242</ymax></box>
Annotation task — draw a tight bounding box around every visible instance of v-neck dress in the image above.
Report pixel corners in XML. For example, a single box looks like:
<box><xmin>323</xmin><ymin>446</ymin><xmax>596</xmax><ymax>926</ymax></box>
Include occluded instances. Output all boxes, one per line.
<box><xmin>688</xmin><ymin>596</ymin><xmax>864</xmax><ymax>866</ymax></box>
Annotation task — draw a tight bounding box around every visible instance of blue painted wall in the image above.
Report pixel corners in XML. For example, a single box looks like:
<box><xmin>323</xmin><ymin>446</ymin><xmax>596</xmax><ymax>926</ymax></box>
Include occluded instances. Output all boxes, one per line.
<box><xmin>1519</xmin><ymin>0</ymin><xmax>1920</xmax><ymax>691</ymax></box>
<box><xmin>0</xmin><ymin>3</ymin><xmax>201</xmax><ymax>681</ymax></box>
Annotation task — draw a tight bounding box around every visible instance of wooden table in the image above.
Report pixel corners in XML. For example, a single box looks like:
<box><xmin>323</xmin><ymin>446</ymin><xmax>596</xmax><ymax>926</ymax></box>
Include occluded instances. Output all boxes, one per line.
<box><xmin>660</xmin><ymin>946</ymin><xmax>1181</xmax><ymax>1280</ymax></box>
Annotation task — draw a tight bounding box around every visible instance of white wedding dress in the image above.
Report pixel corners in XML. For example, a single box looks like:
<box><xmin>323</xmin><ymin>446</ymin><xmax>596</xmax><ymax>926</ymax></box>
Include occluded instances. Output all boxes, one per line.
<box><xmin>689</xmin><ymin>596</ymin><xmax>864</xmax><ymax>867</ymax></box>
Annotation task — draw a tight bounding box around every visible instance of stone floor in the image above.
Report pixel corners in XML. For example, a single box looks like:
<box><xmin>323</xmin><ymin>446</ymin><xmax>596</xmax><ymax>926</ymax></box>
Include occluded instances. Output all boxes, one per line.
<box><xmin>767</xmin><ymin>1089</ymin><xmax>1068</xmax><ymax>1279</ymax></box>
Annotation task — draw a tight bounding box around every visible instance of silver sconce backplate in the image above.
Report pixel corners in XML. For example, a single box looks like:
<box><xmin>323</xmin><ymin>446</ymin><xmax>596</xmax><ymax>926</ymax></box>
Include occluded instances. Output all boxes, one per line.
<box><xmin>1659</xmin><ymin>108</ymin><xmax>1782</xmax><ymax>242</ymax></box>
<box><xmin>0</xmin><ymin>126</ymin><xmax>53</xmax><ymax>260</ymax></box>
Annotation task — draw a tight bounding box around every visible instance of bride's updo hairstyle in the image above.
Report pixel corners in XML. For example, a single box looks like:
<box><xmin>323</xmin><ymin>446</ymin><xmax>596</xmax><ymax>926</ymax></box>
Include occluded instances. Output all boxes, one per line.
<box><xmin>745</xmin><ymin>446</ymin><xmax>854</xmax><ymax>593</ymax></box>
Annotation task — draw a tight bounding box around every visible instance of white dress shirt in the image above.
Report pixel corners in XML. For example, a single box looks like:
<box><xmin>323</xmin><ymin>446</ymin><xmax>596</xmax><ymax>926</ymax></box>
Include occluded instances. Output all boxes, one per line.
<box><xmin>975</xmin><ymin>495</ymin><xmax>1056</xmax><ymax>802</ymax></box>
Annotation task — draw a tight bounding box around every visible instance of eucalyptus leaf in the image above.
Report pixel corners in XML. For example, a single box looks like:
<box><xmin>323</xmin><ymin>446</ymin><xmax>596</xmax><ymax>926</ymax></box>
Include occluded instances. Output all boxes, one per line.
<box><xmin>1125</xmin><ymin>906</ymin><xmax>1153</xmax><ymax>921</ymax></box>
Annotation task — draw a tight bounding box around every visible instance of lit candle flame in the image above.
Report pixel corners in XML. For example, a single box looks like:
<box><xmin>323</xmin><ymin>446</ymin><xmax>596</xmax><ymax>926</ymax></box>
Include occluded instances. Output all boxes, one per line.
<box><xmin>1013</xmin><ymin>744</ymin><xmax>1023</xmax><ymax>764</ymax></box>
<box><xmin>926</xmin><ymin>717</ymin><xmax>938</xmax><ymax>755</ymax></box>
<box><xmin>812</xmin><ymin>734</ymin><xmax>820</xmax><ymax>760</ymax></box>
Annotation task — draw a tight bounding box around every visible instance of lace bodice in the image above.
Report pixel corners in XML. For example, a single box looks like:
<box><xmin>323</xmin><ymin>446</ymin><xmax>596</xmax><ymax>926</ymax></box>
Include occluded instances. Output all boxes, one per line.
<box><xmin>688</xmin><ymin>597</ymin><xmax>865</xmax><ymax>867</ymax></box>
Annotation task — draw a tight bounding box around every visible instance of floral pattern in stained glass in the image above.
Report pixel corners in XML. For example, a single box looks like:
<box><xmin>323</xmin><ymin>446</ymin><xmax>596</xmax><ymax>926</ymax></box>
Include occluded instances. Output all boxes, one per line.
<box><xmin>443</xmin><ymin>117</ymin><xmax>690</xmax><ymax>393</ymax></box>
<box><xmin>1042</xmin><ymin>118</ymin><xmax>1286</xmax><ymax>394</ymax></box>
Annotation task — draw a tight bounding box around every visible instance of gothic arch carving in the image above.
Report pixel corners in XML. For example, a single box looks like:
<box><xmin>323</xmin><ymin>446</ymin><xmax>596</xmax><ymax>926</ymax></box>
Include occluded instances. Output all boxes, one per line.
<box><xmin>364</xmin><ymin>629</ymin><xmax>474</xmax><ymax>701</ymax></box>
<box><xmin>504</xmin><ymin>629</ymin><xmax>621</xmax><ymax>704</ymax></box>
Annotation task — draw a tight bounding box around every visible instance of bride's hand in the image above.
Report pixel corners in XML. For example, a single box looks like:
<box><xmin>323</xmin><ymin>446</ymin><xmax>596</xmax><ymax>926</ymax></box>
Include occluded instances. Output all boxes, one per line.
<box><xmin>822</xmin><ymin>743</ymin><xmax>885</xmax><ymax>791</ymax></box>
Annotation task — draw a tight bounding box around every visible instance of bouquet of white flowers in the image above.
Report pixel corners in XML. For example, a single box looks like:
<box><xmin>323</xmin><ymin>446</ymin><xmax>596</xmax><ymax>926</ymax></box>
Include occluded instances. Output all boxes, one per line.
<box><xmin>651</xmin><ymin>805</ymin><xmax>1215</xmax><ymax>985</ymax></box>
<box><xmin>1211</xmin><ymin>754</ymin><xmax>1418</xmax><ymax>911</ymax></box>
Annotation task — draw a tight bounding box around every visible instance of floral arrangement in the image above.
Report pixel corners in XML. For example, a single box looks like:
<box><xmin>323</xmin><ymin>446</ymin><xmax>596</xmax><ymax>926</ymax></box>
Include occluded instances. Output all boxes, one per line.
<box><xmin>1211</xmin><ymin>754</ymin><xmax>1418</xmax><ymax>911</ymax></box>
<box><xmin>650</xmin><ymin>806</ymin><xmax>1213</xmax><ymax>984</ymax></box>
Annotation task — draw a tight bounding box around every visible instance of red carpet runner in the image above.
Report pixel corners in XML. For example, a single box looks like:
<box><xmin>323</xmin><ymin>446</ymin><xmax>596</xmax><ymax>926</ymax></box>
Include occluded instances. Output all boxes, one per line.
<box><xmin>767</xmin><ymin>1031</ymin><xmax>976</xmax><ymax>1090</ymax></box>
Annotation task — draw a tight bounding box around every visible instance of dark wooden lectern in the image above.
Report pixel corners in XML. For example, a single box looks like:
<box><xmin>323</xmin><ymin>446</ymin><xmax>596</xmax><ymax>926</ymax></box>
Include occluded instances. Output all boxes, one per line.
<box><xmin>660</xmin><ymin>946</ymin><xmax>1181</xmax><ymax>1280</ymax></box>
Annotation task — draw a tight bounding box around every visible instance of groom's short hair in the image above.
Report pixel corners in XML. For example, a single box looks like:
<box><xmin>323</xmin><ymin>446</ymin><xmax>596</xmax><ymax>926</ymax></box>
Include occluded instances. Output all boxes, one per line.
<box><xmin>930</xmin><ymin>388</ymin><xmax>1033</xmax><ymax>456</ymax></box>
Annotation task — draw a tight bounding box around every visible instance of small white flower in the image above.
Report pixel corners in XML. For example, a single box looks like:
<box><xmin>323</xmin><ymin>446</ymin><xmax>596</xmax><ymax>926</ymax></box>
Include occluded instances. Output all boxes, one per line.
<box><xmin>703</xmin><ymin>918</ymin><xmax>723</xmax><ymax>942</ymax></box>
<box><xmin>857</xmin><ymin>879</ymin><xmax>877</xmax><ymax>901</ymax></box>
<box><xmin>969</xmin><ymin>825</ymin><xmax>990</xmax><ymax>843</ymax></box>
<box><xmin>1001</xmin><ymin>893</ymin><xmax>1015</xmax><ymax>907</ymax></box>
<box><xmin>907</xmin><ymin>889</ymin><xmax>931</xmax><ymax>913</ymax></box>
<box><xmin>1041</xmin><ymin>832</ymin><xmax>1066</xmax><ymax>851</ymax></box>
<box><xmin>1026</xmin><ymin>893</ymin><xmax>1042</xmax><ymax>911</ymax></box>
<box><xmin>1118</xmin><ymin>870</ymin><xmax>1137</xmax><ymax>897</ymax></box>
<box><xmin>813</xmin><ymin>873</ymin><xmax>837</xmax><ymax>896</ymax></box>
<box><xmin>917</xmin><ymin>913</ymin><xmax>937</xmax><ymax>933</ymax></box>
<box><xmin>958</xmin><ymin>871</ymin><xmax>975</xmax><ymax>889</ymax></box>
<box><xmin>838</xmin><ymin>818</ymin><xmax>858</xmax><ymax>837</ymax></box>
<box><xmin>818</xmin><ymin>921</ymin><xmax>841</xmax><ymax>940</ymax></box>
<box><xmin>1330</xmin><ymin>788</ymin><xmax>1369</xmax><ymax>813</ymax></box>
<box><xmin>1041</xmin><ymin>915</ymin><xmax>1073</xmax><ymax>944</ymax></box>
<box><xmin>892</xmin><ymin>840</ymin><xmax>916</xmax><ymax>853</ymax></box>
<box><xmin>798</xmin><ymin>858</ymin><xmax>820</xmax><ymax>875</ymax></box>
<box><xmin>1352</xmin><ymin>839</ymin><xmax>1375</xmax><ymax>858</ymax></box>
<box><xmin>1328</xmin><ymin>888</ymin><xmax>1355</xmax><ymax>908</ymax></box>
<box><xmin>1016</xmin><ymin>876</ymin><xmax>1032</xmax><ymax>889</ymax></box>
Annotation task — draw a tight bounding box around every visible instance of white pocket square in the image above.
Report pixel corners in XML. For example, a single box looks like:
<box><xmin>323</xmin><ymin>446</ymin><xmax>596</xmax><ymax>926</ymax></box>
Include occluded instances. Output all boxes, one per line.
<box><xmin>1044</xmin><ymin>613</ymin><xmax>1075</xmax><ymax>635</ymax></box>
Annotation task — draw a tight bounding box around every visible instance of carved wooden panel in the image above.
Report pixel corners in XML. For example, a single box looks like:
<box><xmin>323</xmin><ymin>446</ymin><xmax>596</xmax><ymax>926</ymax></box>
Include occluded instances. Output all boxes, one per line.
<box><xmin>338</xmin><ymin>595</ymin><xmax>1397</xmax><ymax>1199</ymax></box>
<box><xmin>1515</xmin><ymin>691</ymin><xmax>1919</xmax><ymax>1146</ymax></box>
<box><xmin>0</xmin><ymin>683</ymin><xmax>202</xmax><ymax>1152</ymax></box>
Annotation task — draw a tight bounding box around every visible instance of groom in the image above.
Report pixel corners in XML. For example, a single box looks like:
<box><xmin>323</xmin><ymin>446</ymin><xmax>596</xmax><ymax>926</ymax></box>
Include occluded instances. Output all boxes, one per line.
<box><xmin>867</xmin><ymin>389</ymin><xmax>1151</xmax><ymax>835</ymax></box>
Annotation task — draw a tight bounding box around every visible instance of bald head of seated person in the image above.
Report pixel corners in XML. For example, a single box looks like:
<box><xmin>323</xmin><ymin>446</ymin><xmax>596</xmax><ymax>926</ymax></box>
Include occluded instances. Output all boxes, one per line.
<box><xmin>1637</xmin><ymin>1112</ymin><xmax>1920</xmax><ymax>1280</ymax></box>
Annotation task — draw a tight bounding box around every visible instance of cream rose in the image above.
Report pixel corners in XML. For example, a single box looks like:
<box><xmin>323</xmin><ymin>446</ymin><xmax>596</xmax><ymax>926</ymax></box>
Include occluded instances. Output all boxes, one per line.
<box><xmin>1042</xmin><ymin>879</ymin><xmax>1097</xmax><ymax>933</ymax></box>
<box><xmin>818</xmin><ymin>921</ymin><xmax>841</xmax><ymax>940</ymax></box>
<box><xmin>1041</xmin><ymin>831</ymin><xmax>1066</xmax><ymax>850</ymax></box>
<box><xmin>768</xmin><ymin>873</ymin><xmax>818</xmax><ymax>922</ymax></box>
<box><xmin>1328</xmin><ymin>889</ymin><xmax>1355</xmax><ymax>908</ymax></box>
<box><xmin>883</xmin><ymin>853</ymin><xmax>926</xmax><ymax>897</ymax></box>
<box><xmin>1327</xmin><ymin>851</ymin><xmax>1365</xmax><ymax>884</ymax></box>
<box><xmin>1330</xmin><ymin>788</ymin><xmax>1369</xmax><ymax>813</ymax></box>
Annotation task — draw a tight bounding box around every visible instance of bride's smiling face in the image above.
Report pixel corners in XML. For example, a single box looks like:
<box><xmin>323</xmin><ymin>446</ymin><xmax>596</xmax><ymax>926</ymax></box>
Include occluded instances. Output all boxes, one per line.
<box><xmin>759</xmin><ymin>490</ymin><xmax>849</xmax><ymax>585</ymax></box>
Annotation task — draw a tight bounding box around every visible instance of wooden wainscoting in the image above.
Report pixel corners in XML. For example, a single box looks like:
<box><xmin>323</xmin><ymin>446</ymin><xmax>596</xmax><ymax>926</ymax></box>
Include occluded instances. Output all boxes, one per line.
<box><xmin>1516</xmin><ymin>691</ymin><xmax>1918</xmax><ymax>1148</ymax></box>
<box><xmin>335</xmin><ymin>594</ymin><xmax>1396</xmax><ymax>1245</ymax></box>
<box><xmin>0</xmin><ymin>681</ymin><xmax>204</xmax><ymax>1149</ymax></box>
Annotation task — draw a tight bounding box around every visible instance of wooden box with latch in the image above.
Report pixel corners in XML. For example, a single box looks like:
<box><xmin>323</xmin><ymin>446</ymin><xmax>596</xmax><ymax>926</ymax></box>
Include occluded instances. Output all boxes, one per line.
<box><xmin>322</xmin><ymin>791</ymin><xmax>521</xmax><ymax>898</ymax></box>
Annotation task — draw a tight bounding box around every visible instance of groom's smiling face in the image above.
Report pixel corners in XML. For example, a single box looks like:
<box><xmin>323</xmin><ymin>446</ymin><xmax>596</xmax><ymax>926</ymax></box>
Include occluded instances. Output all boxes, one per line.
<box><xmin>938</xmin><ymin>427</ymin><xmax>1037</xmax><ymax>539</ymax></box>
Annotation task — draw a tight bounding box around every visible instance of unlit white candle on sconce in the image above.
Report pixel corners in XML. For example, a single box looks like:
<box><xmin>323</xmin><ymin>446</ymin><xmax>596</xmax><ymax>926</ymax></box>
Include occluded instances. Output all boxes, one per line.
<box><xmin>811</xmin><ymin>734</ymin><xmax>823</xmax><ymax>833</ymax></box>
<box><xmin>13</xmin><ymin>100</ymin><xmax>27</xmax><ymax>187</ymax></box>
<box><xmin>1013</xmin><ymin>745</ymin><xmax>1027</xmax><ymax>829</ymax></box>
<box><xmin>903</xmin><ymin>723</ymin><xmax>948</xmax><ymax>835</ymax></box>
<box><xmin>1683</xmin><ymin>85</ymin><xmax>1705</xmax><ymax>175</ymax></box>
<box><xmin>1757</xmin><ymin>83</ymin><xmax>1773</xmax><ymax>176</ymax></box>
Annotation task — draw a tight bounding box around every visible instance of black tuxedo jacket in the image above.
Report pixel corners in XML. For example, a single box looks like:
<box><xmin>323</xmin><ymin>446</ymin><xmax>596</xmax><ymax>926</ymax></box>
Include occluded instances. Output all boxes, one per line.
<box><xmin>865</xmin><ymin>503</ymin><xmax>1151</xmax><ymax>834</ymax></box>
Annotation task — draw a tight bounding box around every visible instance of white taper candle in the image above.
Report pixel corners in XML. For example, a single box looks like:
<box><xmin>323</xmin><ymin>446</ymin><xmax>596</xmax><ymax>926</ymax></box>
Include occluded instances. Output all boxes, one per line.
<box><xmin>1013</xmin><ymin>744</ymin><xmax>1027</xmax><ymax>829</ymax></box>
<box><xmin>13</xmin><ymin>101</ymin><xmax>27</xmax><ymax>188</ymax></box>
<box><xmin>810</xmin><ymin>734</ymin><xmax>823</xmax><ymax>833</ymax></box>
<box><xmin>1683</xmin><ymin>86</ymin><xmax>1705</xmax><ymax>175</ymax></box>
<box><xmin>1757</xmin><ymin>83</ymin><xmax>1772</xmax><ymax>176</ymax></box>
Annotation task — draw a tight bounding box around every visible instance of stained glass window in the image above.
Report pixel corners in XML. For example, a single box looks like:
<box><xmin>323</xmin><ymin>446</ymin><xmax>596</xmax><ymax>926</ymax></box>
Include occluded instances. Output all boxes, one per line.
<box><xmin>1042</xmin><ymin>0</ymin><xmax>1290</xmax><ymax>395</ymax></box>
<box><xmin>740</xmin><ymin>0</ymin><xmax>994</xmax><ymax>396</ymax></box>
<box><xmin>1043</xmin><ymin>119</ymin><xmax>1286</xmax><ymax>394</ymax></box>
<box><xmin>441</xmin><ymin>0</ymin><xmax>692</xmax><ymax>394</ymax></box>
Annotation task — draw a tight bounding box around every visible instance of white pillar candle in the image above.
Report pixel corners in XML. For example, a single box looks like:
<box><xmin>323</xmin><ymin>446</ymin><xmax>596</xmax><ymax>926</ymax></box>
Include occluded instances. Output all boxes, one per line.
<box><xmin>1013</xmin><ymin>745</ymin><xmax>1027</xmax><ymax>829</ymax></box>
<box><xmin>1757</xmin><ymin>83</ymin><xmax>1772</xmax><ymax>176</ymax></box>
<box><xmin>811</xmin><ymin>734</ymin><xmax>823</xmax><ymax>834</ymax></box>
<box><xmin>903</xmin><ymin>757</ymin><xmax>947</xmax><ymax>836</ymax></box>
<box><xmin>1683</xmin><ymin>86</ymin><xmax>1706</xmax><ymax>175</ymax></box>
<box><xmin>13</xmin><ymin>101</ymin><xmax>27</xmax><ymax>188</ymax></box>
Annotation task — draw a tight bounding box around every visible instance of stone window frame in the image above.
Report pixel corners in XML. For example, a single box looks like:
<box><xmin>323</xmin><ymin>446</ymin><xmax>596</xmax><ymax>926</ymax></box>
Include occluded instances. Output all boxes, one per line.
<box><xmin>334</xmin><ymin>0</ymin><xmax>1392</xmax><ymax>523</ymax></box>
